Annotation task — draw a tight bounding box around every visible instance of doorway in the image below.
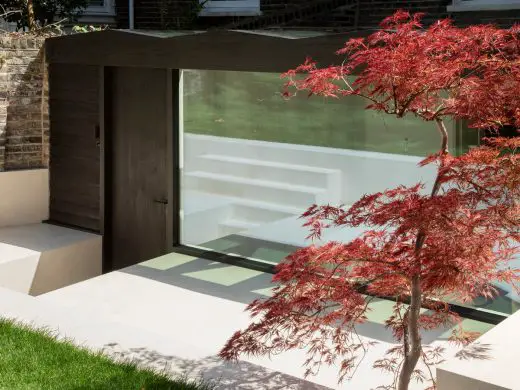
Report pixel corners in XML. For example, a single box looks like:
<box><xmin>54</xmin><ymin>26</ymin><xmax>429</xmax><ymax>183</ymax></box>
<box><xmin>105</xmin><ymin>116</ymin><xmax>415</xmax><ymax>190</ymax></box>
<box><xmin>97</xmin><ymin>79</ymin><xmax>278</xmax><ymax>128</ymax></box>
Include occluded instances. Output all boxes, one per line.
<box><xmin>106</xmin><ymin>67</ymin><xmax>170</xmax><ymax>270</ymax></box>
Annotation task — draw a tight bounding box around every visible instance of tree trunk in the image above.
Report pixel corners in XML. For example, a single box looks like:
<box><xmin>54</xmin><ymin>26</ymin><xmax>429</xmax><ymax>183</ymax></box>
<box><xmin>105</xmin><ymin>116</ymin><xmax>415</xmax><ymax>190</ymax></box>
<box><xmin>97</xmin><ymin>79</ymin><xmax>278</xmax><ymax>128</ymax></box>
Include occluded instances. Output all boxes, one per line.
<box><xmin>397</xmin><ymin>118</ymin><xmax>449</xmax><ymax>390</ymax></box>
<box><xmin>26</xmin><ymin>0</ymin><xmax>37</xmax><ymax>31</ymax></box>
<box><xmin>397</xmin><ymin>275</ymin><xmax>422</xmax><ymax>390</ymax></box>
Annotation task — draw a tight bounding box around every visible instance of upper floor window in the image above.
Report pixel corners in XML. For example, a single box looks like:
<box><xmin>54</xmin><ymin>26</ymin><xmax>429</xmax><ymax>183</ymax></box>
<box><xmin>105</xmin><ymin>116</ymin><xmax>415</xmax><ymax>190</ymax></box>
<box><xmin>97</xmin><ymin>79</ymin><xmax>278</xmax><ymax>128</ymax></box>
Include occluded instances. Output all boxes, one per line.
<box><xmin>448</xmin><ymin>0</ymin><xmax>520</xmax><ymax>12</ymax></box>
<box><xmin>199</xmin><ymin>0</ymin><xmax>261</xmax><ymax>16</ymax></box>
<box><xmin>84</xmin><ymin>0</ymin><xmax>115</xmax><ymax>15</ymax></box>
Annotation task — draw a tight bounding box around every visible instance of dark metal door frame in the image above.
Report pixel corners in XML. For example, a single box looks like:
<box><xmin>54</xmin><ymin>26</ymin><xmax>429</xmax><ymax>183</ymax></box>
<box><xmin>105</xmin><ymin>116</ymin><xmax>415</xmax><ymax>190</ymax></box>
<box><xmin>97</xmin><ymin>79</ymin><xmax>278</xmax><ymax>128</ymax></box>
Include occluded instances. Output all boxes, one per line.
<box><xmin>100</xmin><ymin>65</ymin><xmax>113</xmax><ymax>273</ymax></box>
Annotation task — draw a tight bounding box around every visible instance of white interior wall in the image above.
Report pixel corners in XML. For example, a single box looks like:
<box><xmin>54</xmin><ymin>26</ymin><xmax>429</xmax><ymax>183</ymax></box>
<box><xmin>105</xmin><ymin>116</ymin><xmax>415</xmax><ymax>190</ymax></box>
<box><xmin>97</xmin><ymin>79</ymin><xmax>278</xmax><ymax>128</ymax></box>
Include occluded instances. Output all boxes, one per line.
<box><xmin>184</xmin><ymin>133</ymin><xmax>437</xmax><ymax>205</ymax></box>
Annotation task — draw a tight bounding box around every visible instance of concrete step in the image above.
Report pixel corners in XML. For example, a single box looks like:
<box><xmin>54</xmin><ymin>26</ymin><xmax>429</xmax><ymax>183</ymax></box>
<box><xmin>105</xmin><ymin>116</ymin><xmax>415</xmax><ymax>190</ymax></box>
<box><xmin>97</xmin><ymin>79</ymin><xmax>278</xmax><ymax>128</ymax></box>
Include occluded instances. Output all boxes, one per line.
<box><xmin>230</xmin><ymin>202</ymin><xmax>296</xmax><ymax>223</ymax></box>
<box><xmin>182</xmin><ymin>191</ymin><xmax>303</xmax><ymax>246</ymax></box>
<box><xmin>184</xmin><ymin>171</ymin><xmax>331</xmax><ymax>208</ymax></box>
<box><xmin>0</xmin><ymin>285</ymin><xmax>208</xmax><ymax>369</ymax></box>
<box><xmin>35</xmin><ymin>271</ymin><xmax>336</xmax><ymax>389</ymax></box>
<box><xmin>0</xmin><ymin>223</ymin><xmax>101</xmax><ymax>296</ymax></box>
<box><xmin>183</xmin><ymin>190</ymin><xmax>303</xmax><ymax>216</ymax></box>
<box><xmin>218</xmin><ymin>219</ymin><xmax>260</xmax><ymax>236</ymax></box>
<box><xmin>196</xmin><ymin>154</ymin><xmax>341</xmax><ymax>189</ymax></box>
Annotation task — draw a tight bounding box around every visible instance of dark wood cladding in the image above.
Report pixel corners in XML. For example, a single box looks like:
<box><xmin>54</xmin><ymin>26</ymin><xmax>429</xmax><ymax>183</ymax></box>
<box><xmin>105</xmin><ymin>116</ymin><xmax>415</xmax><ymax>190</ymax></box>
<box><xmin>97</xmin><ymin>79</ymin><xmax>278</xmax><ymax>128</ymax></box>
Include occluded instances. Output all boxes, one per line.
<box><xmin>49</xmin><ymin>64</ymin><xmax>101</xmax><ymax>232</ymax></box>
<box><xmin>45</xmin><ymin>30</ymin><xmax>372</xmax><ymax>73</ymax></box>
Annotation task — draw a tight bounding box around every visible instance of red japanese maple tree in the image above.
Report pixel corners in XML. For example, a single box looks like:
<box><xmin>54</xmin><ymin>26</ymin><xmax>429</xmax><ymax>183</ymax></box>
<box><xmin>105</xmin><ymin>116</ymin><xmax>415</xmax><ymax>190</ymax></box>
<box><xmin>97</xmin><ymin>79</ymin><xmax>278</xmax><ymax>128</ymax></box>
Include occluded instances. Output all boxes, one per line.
<box><xmin>220</xmin><ymin>11</ymin><xmax>520</xmax><ymax>390</ymax></box>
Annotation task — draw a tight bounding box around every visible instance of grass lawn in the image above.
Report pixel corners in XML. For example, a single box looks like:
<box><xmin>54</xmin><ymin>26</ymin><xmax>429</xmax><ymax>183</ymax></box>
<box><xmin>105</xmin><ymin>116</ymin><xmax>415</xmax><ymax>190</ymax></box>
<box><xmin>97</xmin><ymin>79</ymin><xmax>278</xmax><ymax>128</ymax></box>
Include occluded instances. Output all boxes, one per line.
<box><xmin>0</xmin><ymin>319</ymin><xmax>213</xmax><ymax>390</ymax></box>
<box><xmin>183</xmin><ymin>70</ymin><xmax>446</xmax><ymax>157</ymax></box>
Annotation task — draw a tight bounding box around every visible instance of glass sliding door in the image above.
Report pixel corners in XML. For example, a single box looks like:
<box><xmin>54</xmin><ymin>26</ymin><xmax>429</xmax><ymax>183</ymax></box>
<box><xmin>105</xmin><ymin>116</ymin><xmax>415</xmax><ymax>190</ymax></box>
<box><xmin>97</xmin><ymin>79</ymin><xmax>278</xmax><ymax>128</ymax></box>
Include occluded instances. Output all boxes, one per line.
<box><xmin>180</xmin><ymin>69</ymin><xmax>446</xmax><ymax>263</ymax></box>
<box><xmin>178</xmin><ymin>68</ymin><xmax>518</xmax><ymax>318</ymax></box>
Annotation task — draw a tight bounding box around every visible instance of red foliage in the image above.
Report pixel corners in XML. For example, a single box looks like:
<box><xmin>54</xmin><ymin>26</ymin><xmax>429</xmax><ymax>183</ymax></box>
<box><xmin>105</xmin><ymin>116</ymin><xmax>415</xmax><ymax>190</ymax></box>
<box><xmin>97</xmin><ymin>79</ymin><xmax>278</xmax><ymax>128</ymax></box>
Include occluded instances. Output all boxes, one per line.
<box><xmin>220</xmin><ymin>11</ymin><xmax>520</xmax><ymax>390</ymax></box>
<box><xmin>282</xmin><ymin>10</ymin><xmax>520</xmax><ymax>130</ymax></box>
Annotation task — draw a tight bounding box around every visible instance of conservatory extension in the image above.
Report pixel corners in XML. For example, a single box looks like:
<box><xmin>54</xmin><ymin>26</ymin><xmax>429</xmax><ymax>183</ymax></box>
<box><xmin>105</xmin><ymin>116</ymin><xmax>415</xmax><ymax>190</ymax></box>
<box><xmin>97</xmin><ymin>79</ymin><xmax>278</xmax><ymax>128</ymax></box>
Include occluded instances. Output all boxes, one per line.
<box><xmin>45</xmin><ymin>29</ymin><xmax>518</xmax><ymax>329</ymax></box>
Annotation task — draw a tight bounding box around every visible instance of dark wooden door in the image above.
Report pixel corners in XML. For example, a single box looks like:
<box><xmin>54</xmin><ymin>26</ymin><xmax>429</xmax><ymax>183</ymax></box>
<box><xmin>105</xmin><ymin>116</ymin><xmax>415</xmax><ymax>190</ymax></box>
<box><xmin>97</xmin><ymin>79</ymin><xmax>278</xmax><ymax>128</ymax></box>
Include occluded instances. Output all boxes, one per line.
<box><xmin>108</xmin><ymin>67</ymin><xmax>169</xmax><ymax>270</ymax></box>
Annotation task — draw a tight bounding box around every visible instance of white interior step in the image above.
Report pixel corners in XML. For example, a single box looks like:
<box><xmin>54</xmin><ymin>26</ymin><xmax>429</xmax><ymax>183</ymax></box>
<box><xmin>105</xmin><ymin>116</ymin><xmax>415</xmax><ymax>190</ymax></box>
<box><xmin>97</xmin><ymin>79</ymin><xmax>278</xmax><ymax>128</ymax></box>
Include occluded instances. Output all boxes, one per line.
<box><xmin>239</xmin><ymin>213</ymin><xmax>364</xmax><ymax>247</ymax></box>
<box><xmin>220</xmin><ymin>219</ymin><xmax>259</xmax><ymax>231</ymax></box>
<box><xmin>183</xmin><ymin>190</ymin><xmax>303</xmax><ymax>216</ymax></box>
<box><xmin>184</xmin><ymin>171</ymin><xmax>329</xmax><ymax>207</ymax></box>
<box><xmin>219</xmin><ymin>219</ymin><xmax>260</xmax><ymax>236</ymax></box>
<box><xmin>196</xmin><ymin>154</ymin><xmax>340</xmax><ymax>188</ymax></box>
<box><xmin>230</xmin><ymin>203</ymin><xmax>296</xmax><ymax>223</ymax></box>
<box><xmin>181</xmin><ymin>191</ymin><xmax>304</xmax><ymax>246</ymax></box>
<box><xmin>199</xmin><ymin>155</ymin><xmax>337</xmax><ymax>173</ymax></box>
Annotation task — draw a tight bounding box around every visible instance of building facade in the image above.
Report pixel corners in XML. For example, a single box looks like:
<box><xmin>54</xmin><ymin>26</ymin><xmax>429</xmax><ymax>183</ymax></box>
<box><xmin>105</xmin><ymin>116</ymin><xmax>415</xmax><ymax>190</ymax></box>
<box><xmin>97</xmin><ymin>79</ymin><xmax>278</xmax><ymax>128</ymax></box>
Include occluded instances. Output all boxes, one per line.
<box><xmin>96</xmin><ymin>0</ymin><xmax>520</xmax><ymax>30</ymax></box>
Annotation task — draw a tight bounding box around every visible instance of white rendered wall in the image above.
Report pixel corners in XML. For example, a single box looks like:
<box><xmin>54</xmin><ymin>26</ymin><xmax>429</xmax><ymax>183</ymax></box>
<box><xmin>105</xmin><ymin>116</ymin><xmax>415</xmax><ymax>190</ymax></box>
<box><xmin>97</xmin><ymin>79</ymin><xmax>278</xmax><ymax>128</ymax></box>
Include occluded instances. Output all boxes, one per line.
<box><xmin>0</xmin><ymin>169</ymin><xmax>49</xmax><ymax>228</ymax></box>
<box><xmin>437</xmin><ymin>309</ymin><xmax>520</xmax><ymax>390</ymax></box>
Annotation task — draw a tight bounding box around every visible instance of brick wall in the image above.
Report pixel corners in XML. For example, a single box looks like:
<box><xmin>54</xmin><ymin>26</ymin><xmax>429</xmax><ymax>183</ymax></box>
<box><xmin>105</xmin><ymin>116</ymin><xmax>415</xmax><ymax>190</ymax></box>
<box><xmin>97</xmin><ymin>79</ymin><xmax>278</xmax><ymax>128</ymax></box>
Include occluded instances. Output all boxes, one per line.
<box><xmin>117</xmin><ymin>0</ymin><xmax>520</xmax><ymax>30</ymax></box>
<box><xmin>451</xmin><ymin>9</ymin><xmax>520</xmax><ymax>28</ymax></box>
<box><xmin>0</xmin><ymin>34</ymin><xmax>48</xmax><ymax>171</ymax></box>
<box><xmin>355</xmin><ymin>0</ymin><xmax>520</xmax><ymax>29</ymax></box>
<box><xmin>116</xmin><ymin>0</ymin><xmax>203</xmax><ymax>29</ymax></box>
<box><xmin>356</xmin><ymin>0</ymin><xmax>449</xmax><ymax>28</ymax></box>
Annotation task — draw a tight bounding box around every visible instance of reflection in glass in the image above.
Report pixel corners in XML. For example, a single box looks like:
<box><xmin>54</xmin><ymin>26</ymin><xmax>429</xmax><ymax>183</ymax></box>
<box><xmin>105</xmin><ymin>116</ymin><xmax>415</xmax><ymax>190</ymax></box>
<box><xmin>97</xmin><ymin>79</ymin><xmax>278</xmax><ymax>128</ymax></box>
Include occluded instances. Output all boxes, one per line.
<box><xmin>180</xmin><ymin>69</ymin><xmax>517</xmax><ymax>316</ymax></box>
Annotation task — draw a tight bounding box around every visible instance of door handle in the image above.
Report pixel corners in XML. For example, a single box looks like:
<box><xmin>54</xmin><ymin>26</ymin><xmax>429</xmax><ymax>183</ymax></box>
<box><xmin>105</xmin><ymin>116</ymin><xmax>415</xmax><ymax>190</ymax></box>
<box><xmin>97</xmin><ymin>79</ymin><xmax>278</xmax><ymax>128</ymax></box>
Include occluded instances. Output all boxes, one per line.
<box><xmin>94</xmin><ymin>125</ymin><xmax>100</xmax><ymax>147</ymax></box>
<box><xmin>153</xmin><ymin>198</ymin><xmax>168</xmax><ymax>205</ymax></box>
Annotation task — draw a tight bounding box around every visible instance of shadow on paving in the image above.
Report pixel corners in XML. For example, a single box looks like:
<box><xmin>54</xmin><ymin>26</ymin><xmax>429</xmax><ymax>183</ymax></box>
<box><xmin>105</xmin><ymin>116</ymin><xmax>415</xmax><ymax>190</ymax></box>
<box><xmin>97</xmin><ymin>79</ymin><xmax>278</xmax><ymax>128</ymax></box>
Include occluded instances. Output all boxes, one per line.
<box><xmin>122</xmin><ymin>256</ymin><xmax>273</xmax><ymax>305</ymax></box>
<box><xmin>102</xmin><ymin>343</ymin><xmax>330</xmax><ymax>390</ymax></box>
<box><xmin>121</xmin><ymin>257</ymin><xmax>449</xmax><ymax>345</ymax></box>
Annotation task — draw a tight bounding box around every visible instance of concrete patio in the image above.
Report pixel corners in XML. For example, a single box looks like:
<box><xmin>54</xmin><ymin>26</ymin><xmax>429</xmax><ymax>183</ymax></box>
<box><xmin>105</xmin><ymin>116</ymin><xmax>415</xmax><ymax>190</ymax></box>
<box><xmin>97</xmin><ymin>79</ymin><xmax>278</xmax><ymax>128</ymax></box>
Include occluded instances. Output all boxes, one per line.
<box><xmin>0</xmin><ymin>251</ymin><xmax>501</xmax><ymax>390</ymax></box>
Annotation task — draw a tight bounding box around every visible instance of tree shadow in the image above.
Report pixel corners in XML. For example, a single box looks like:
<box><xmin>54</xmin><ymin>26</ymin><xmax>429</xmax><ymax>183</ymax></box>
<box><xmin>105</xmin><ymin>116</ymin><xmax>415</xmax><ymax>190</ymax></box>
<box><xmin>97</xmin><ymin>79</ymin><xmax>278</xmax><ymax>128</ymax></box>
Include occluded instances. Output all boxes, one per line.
<box><xmin>101</xmin><ymin>343</ymin><xmax>331</xmax><ymax>390</ymax></box>
<box><xmin>454</xmin><ymin>342</ymin><xmax>492</xmax><ymax>361</ymax></box>
<box><xmin>121</xmin><ymin>256</ymin><xmax>449</xmax><ymax>345</ymax></box>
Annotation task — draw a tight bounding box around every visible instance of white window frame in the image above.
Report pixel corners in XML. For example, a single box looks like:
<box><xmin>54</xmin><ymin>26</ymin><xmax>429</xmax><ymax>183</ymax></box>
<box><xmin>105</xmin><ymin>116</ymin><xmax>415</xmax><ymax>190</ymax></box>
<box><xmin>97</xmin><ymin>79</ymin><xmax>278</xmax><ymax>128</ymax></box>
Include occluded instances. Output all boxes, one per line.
<box><xmin>199</xmin><ymin>0</ymin><xmax>261</xmax><ymax>16</ymax></box>
<box><xmin>84</xmin><ymin>0</ymin><xmax>116</xmax><ymax>16</ymax></box>
<box><xmin>448</xmin><ymin>0</ymin><xmax>520</xmax><ymax>12</ymax></box>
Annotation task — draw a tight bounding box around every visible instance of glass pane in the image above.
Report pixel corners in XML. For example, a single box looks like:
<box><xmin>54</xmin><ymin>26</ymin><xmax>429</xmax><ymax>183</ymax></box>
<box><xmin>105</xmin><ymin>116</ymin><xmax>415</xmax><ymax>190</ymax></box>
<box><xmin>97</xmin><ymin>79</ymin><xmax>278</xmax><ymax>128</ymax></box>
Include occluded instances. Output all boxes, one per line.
<box><xmin>180</xmin><ymin>69</ymin><xmax>519</xmax><ymax>317</ymax></box>
<box><xmin>120</xmin><ymin>30</ymin><xmax>206</xmax><ymax>38</ymax></box>
<box><xmin>181</xmin><ymin>69</ymin><xmax>443</xmax><ymax>263</ymax></box>
<box><xmin>455</xmin><ymin>121</ymin><xmax>482</xmax><ymax>155</ymax></box>
<box><xmin>139</xmin><ymin>252</ymin><xmax>496</xmax><ymax>339</ymax></box>
<box><xmin>183</xmin><ymin>71</ymin><xmax>442</xmax><ymax>156</ymax></box>
<box><xmin>457</xmin><ymin>286</ymin><xmax>520</xmax><ymax>316</ymax></box>
<box><xmin>233</xmin><ymin>30</ymin><xmax>332</xmax><ymax>39</ymax></box>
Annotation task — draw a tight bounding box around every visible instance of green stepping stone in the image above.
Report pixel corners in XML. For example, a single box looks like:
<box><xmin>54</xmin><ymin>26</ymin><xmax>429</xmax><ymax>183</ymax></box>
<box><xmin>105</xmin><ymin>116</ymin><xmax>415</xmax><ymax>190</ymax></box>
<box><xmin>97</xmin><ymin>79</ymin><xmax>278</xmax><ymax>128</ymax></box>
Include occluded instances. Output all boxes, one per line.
<box><xmin>251</xmin><ymin>287</ymin><xmax>275</xmax><ymax>297</ymax></box>
<box><xmin>364</xmin><ymin>298</ymin><xmax>397</xmax><ymax>324</ymax></box>
<box><xmin>364</xmin><ymin>298</ymin><xmax>429</xmax><ymax>325</ymax></box>
<box><xmin>140</xmin><ymin>252</ymin><xmax>197</xmax><ymax>270</ymax></box>
<box><xmin>183</xmin><ymin>265</ymin><xmax>263</xmax><ymax>286</ymax></box>
<box><xmin>251</xmin><ymin>248</ymin><xmax>291</xmax><ymax>264</ymax></box>
<box><xmin>438</xmin><ymin>318</ymin><xmax>494</xmax><ymax>340</ymax></box>
<box><xmin>203</xmin><ymin>238</ymin><xmax>241</xmax><ymax>252</ymax></box>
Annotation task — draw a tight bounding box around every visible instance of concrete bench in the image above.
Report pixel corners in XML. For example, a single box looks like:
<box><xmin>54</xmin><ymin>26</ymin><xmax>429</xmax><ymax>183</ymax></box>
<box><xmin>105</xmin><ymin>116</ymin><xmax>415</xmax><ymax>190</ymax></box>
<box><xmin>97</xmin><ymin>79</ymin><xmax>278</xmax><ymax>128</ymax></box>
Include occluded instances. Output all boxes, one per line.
<box><xmin>0</xmin><ymin>223</ymin><xmax>102</xmax><ymax>295</ymax></box>
<box><xmin>437</xmin><ymin>309</ymin><xmax>520</xmax><ymax>390</ymax></box>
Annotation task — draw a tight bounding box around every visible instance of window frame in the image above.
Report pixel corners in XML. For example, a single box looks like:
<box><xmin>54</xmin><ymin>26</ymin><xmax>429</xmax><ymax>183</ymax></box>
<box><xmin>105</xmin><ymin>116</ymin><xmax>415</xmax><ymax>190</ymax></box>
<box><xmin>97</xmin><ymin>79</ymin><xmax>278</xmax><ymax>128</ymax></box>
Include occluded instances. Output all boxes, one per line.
<box><xmin>84</xmin><ymin>0</ymin><xmax>116</xmax><ymax>16</ymax></box>
<box><xmin>448</xmin><ymin>0</ymin><xmax>520</xmax><ymax>12</ymax></box>
<box><xmin>198</xmin><ymin>0</ymin><xmax>261</xmax><ymax>16</ymax></box>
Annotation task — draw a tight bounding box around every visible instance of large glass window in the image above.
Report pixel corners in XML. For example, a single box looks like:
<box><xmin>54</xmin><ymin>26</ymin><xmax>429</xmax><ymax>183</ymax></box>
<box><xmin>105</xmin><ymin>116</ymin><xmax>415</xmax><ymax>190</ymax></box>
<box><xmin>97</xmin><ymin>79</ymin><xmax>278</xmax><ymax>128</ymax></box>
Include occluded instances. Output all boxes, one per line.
<box><xmin>448</xmin><ymin>0</ymin><xmax>520</xmax><ymax>11</ymax></box>
<box><xmin>179</xmin><ymin>69</ymin><xmax>517</xmax><ymax>317</ymax></box>
<box><xmin>181</xmin><ymin>69</ymin><xmax>447</xmax><ymax>261</ymax></box>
